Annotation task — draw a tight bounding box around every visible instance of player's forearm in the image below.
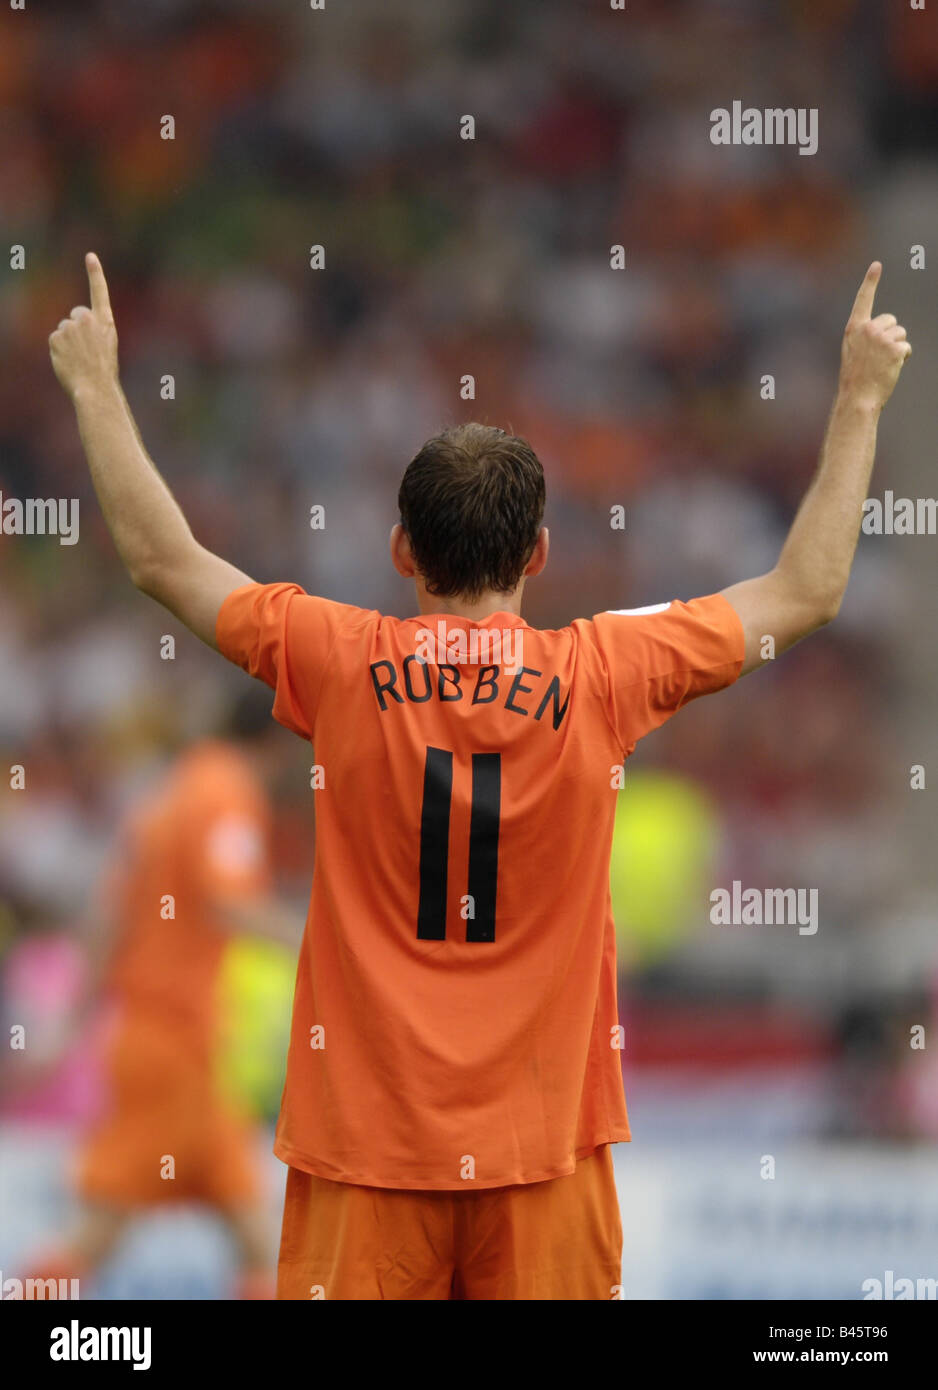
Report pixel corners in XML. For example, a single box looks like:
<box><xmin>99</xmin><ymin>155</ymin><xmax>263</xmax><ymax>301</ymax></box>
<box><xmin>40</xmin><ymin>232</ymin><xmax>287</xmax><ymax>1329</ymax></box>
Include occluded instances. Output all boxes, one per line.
<box><xmin>73</xmin><ymin>380</ymin><xmax>196</xmax><ymax>590</ymax></box>
<box><xmin>51</xmin><ymin>256</ymin><xmax>254</xmax><ymax>645</ymax></box>
<box><xmin>773</xmin><ymin>388</ymin><xmax>881</xmax><ymax>619</ymax></box>
<box><xmin>722</xmin><ymin>266</ymin><xmax>911</xmax><ymax>672</ymax></box>
<box><xmin>769</xmin><ymin>263</ymin><xmax>911</xmax><ymax>623</ymax></box>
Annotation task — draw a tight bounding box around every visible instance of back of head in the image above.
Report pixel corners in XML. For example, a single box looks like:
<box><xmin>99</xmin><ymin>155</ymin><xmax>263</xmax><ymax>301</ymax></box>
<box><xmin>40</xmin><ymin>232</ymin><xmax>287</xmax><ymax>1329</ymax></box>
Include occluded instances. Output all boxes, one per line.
<box><xmin>398</xmin><ymin>423</ymin><xmax>545</xmax><ymax>600</ymax></box>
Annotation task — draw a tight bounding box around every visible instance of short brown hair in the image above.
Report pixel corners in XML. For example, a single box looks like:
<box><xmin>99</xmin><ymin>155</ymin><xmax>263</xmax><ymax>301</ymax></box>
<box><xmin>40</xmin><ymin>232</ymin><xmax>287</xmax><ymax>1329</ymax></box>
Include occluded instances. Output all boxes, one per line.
<box><xmin>398</xmin><ymin>423</ymin><xmax>545</xmax><ymax>599</ymax></box>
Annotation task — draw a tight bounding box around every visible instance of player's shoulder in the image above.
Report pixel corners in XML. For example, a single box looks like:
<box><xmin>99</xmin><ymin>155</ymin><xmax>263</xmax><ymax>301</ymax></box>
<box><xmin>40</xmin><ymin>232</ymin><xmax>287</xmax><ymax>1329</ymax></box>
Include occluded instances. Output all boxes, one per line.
<box><xmin>225</xmin><ymin>580</ymin><xmax>378</xmax><ymax>634</ymax></box>
<box><xmin>577</xmin><ymin>596</ymin><xmax>732</xmax><ymax>637</ymax></box>
<box><xmin>572</xmin><ymin>601</ymin><xmax>673</xmax><ymax>631</ymax></box>
<box><xmin>565</xmin><ymin>601</ymin><xmax>676</xmax><ymax>649</ymax></box>
<box><xmin>568</xmin><ymin>601</ymin><xmax>704</xmax><ymax>678</ymax></box>
<box><xmin>270</xmin><ymin>584</ymin><xmax>378</xmax><ymax>630</ymax></box>
<box><xmin>575</xmin><ymin>594</ymin><xmax>745</xmax><ymax>688</ymax></box>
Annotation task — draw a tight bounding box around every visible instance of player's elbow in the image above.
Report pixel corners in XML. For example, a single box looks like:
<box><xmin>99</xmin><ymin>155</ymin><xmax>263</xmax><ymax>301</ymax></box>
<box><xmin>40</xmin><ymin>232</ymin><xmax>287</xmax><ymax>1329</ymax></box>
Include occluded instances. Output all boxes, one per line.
<box><xmin>812</xmin><ymin>588</ymin><xmax>843</xmax><ymax>627</ymax></box>
<box><xmin>776</xmin><ymin>567</ymin><xmax>843</xmax><ymax>633</ymax></box>
<box><xmin>129</xmin><ymin>557</ymin><xmax>164</xmax><ymax>599</ymax></box>
<box><xmin>128</xmin><ymin>545</ymin><xmax>190</xmax><ymax>606</ymax></box>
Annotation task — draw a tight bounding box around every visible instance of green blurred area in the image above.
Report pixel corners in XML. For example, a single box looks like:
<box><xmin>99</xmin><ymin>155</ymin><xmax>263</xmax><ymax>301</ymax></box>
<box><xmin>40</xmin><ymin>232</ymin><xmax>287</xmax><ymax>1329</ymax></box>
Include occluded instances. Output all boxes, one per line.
<box><xmin>611</xmin><ymin>770</ymin><xmax>718</xmax><ymax>969</ymax></box>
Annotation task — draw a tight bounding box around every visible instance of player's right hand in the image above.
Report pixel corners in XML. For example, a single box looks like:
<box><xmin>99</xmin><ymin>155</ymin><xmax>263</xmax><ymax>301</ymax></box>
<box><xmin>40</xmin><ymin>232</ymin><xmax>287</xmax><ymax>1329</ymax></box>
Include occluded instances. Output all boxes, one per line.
<box><xmin>839</xmin><ymin>262</ymin><xmax>911</xmax><ymax>411</ymax></box>
<box><xmin>48</xmin><ymin>252</ymin><xmax>119</xmax><ymax>402</ymax></box>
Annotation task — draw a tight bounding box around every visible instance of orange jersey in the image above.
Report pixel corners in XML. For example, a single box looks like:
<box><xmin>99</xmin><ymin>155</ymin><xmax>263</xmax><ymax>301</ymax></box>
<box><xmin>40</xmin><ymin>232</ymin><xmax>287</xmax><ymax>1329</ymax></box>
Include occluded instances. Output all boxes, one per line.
<box><xmin>78</xmin><ymin>741</ymin><xmax>273</xmax><ymax>1208</ymax></box>
<box><xmin>217</xmin><ymin>584</ymin><xmax>744</xmax><ymax>1189</ymax></box>
<box><xmin>105</xmin><ymin>740</ymin><xmax>272</xmax><ymax>1063</ymax></box>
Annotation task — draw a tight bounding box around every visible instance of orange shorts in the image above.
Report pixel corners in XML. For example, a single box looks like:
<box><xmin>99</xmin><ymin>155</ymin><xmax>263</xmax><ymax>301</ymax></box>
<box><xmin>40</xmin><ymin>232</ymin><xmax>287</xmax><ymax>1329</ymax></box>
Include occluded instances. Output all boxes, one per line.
<box><xmin>277</xmin><ymin>1144</ymin><xmax>623</xmax><ymax>1300</ymax></box>
<box><xmin>77</xmin><ymin>1013</ymin><xmax>259</xmax><ymax>1212</ymax></box>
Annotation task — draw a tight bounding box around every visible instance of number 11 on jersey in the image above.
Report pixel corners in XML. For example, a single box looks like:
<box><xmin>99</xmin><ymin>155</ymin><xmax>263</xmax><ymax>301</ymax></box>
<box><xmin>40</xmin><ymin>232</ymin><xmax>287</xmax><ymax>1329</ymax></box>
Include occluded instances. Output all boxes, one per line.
<box><xmin>417</xmin><ymin>747</ymin><xmax>501</xmax><ymax>943</ymax></box>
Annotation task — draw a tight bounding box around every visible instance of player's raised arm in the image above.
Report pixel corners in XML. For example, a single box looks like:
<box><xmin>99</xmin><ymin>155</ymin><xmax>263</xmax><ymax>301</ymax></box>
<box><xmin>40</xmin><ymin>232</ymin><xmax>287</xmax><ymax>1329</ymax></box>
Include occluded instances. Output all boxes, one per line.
<box><xmin>48</xmin><ymin>253</ymin><xmax>253</xmax><ymax>647</ymax></box>
<box><xmin>721</xmin><ymin>261</ymin><xmax>912</xmax><ymax>676</ymax></box>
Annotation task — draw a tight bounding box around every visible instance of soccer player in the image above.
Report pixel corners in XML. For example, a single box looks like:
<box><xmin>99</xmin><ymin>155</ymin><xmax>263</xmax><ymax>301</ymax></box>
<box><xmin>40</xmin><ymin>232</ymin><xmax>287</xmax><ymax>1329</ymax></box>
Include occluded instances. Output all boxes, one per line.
<box><xmin>48</xmin><ymin>254</ymin><xmax>910</xmax><ymax>1299</ymax></box>
<box><xmin>23</xmin><ymin>690</ymin><xmax>300</xmax><ymax>1300</ymax></box>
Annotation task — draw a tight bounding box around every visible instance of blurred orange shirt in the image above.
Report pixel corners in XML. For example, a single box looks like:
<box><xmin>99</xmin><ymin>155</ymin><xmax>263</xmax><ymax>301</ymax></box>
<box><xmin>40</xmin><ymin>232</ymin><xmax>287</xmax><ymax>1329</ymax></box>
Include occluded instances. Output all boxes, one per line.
<box><xmin>217</xmin><ymin>584</ymin><xmax>744</xmax><ymax>1189</ymax></box>
<box><xmin>106</xmin><ymin>741</ymin><xmax>271</xmax><ymax>1069</ymax></box>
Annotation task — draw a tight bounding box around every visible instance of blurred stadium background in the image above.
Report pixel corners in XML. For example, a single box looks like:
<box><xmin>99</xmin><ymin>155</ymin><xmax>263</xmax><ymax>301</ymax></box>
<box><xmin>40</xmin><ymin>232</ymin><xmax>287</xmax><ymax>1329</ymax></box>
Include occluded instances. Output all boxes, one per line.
<box><xmin>2</xmin><ymin>0</ymin><xmax>938</xmax><ymax>1298</ymax></box>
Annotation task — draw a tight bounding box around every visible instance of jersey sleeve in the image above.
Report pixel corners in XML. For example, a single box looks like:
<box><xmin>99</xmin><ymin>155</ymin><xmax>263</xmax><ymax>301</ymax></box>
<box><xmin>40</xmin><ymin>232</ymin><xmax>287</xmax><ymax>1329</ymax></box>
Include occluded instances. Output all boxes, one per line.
<box><xmin>215</xmin><ymin>581</ymin><xmax>373</xmax><ymax>740</ymax></box>
<box><xmin>583</xmin><ymin>593</ymin><xmax>745</xmax><ymax>751</ymax></box>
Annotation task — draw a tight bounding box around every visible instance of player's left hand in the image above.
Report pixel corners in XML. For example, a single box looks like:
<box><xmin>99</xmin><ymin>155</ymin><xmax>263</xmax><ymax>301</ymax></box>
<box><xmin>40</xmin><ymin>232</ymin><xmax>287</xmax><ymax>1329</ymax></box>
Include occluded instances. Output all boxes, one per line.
<box><xmin>49</xmin><ymin>253</ymin><xmax>119</xmax><ymax>402</ymax></box>
<box><xmin>838</xmin><ymin>261</ymin><xmax>911</xmax><ymax>412</ymax></box>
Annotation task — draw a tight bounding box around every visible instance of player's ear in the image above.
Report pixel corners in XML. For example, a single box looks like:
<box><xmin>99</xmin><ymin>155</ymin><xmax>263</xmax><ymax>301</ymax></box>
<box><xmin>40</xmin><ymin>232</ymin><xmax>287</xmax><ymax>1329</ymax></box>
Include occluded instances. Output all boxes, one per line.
<box><xmin>524</xmin><ymin>527</ymin><xmax>549</xmax><ymax>579</ymax></box>
<box><xmin>390</xmin><ymin>523</ymin><xmax>416</xmax><ymax>579</ymax></box>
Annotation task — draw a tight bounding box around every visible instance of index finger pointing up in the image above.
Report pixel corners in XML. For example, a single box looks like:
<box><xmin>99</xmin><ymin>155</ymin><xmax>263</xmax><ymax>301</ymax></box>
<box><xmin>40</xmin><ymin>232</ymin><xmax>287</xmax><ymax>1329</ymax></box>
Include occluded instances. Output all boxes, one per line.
<box><xmin>849</xmin><ymin>261</ymin><xmax>882</xmax><ymax>324</ymax></box>
<box><xmin>86</xmin><ymin>252</ymin><xmax>112</xmax><ymax>319</ymax></box>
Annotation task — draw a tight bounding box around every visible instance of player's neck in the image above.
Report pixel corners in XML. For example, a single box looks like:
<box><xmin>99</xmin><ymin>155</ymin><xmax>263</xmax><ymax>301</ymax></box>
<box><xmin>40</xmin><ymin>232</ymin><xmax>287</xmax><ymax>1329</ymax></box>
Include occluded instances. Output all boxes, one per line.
<box><xmin>416</xmin><ymin>586</ymin><xmax>524</xmax><ymax>622</ymax></box>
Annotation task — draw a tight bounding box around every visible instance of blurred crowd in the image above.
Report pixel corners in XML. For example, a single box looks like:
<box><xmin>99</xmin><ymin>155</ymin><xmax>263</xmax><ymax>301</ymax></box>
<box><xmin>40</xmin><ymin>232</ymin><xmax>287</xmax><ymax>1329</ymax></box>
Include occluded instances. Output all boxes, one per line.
<box><xmin>2</xmin><ymin>0</ymin><xmax>937</xmax><ymax>1146</ymax></box>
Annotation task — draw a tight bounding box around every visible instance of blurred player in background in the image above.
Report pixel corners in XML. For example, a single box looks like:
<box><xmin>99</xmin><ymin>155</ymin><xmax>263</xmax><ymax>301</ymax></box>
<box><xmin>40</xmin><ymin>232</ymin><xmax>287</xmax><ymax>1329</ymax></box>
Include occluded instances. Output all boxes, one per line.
<box><xmin>23</xmin><ymin>688</ymin><xmax>300</xmax><ymax>1300</ymax></box>
<box><xmin>45</xmin><ymin>254</ymin><xmax>910</xmax><ymax>1299</ymax></box>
